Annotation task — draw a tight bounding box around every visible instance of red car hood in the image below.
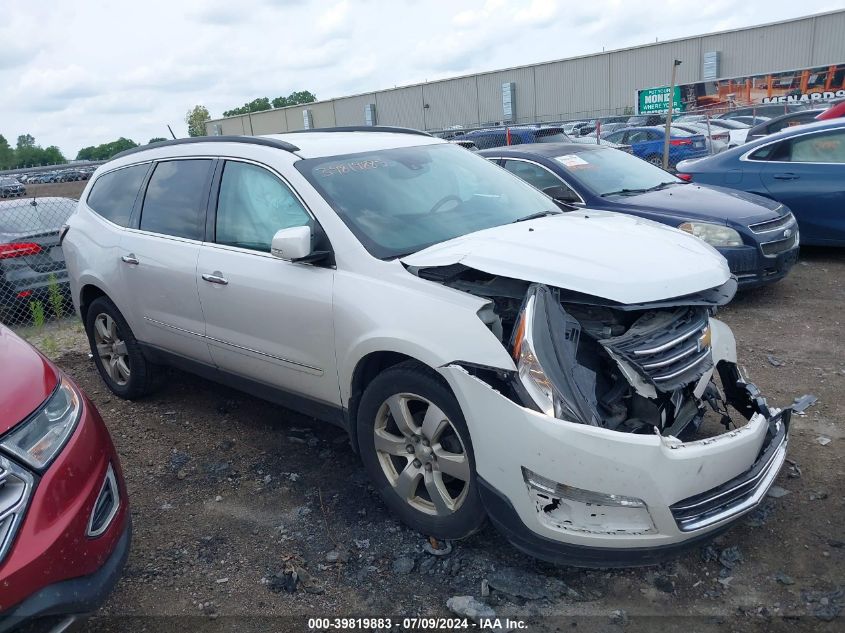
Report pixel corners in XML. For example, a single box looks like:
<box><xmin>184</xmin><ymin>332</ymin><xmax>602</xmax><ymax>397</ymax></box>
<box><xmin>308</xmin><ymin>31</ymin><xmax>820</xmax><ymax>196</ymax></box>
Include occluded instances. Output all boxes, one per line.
<box><xmin>0</xmin><ymin>325</ymin><xmax>60</xmax><ymax>434</ymax></box>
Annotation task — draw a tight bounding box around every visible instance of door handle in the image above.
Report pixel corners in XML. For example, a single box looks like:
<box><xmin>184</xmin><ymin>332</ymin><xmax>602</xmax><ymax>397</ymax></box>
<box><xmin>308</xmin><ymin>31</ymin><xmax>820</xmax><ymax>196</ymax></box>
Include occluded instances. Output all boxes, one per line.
<box><xmin>202</xmin><ymin>272</ymin><xmax>229</xmax><ymax>285</ymax></box>
<box><xmin>121</xmin><ymin>254</ymin><xmax>139</xmax><ymax>265</ymax></box>
<box><xmin>773</xmin><ymin>173</ymin><xmax>799</xmax><ymax>180</ymax></box>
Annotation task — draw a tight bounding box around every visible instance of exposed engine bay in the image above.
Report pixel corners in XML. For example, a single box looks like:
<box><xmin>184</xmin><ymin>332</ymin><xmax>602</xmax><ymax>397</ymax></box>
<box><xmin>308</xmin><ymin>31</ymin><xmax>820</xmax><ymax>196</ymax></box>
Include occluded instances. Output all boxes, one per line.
<box><xmin>409</xmin><ymin>263</ymin><xmax>761</xmax><ymax>440</ymax></box>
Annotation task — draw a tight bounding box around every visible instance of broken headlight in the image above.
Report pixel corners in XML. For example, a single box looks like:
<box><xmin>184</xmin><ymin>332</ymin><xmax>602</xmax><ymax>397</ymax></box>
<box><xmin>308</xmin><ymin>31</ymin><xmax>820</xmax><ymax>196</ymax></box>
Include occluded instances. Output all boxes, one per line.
<box><xmin>510</xmin><ymin>286</ymin><xmax>602</xmax><ymax>426</ymax></box>
<box><xmin>678</xmin><ymin>222</ymin><xmax>743</xmax><ymax>247</ymax></box>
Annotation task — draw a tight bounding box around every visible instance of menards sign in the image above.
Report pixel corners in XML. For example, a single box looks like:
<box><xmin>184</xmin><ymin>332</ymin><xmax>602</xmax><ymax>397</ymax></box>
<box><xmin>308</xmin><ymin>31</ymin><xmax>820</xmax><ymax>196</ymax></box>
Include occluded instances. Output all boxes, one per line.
<box><xmin>636</xmin><ymin>63</ymin><xmax>845</xmax><ymax>114</ymax></box>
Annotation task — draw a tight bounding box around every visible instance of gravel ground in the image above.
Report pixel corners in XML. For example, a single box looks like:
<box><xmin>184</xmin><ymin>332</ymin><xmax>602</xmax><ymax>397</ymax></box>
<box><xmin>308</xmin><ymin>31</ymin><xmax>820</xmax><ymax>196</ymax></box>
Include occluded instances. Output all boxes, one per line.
<box><xmin>20</xmin><ymin>247</ymin><xmax>844</xmax><ymax>632</ymax></box>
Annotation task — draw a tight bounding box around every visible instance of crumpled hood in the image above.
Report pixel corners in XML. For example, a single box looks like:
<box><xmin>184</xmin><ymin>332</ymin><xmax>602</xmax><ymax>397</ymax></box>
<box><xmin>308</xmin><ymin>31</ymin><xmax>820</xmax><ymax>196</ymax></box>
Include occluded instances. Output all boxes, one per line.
<box><xmin>402</xmin><ymin>211</ymin><xmax>731</xmax><ymax>305</ymax></box>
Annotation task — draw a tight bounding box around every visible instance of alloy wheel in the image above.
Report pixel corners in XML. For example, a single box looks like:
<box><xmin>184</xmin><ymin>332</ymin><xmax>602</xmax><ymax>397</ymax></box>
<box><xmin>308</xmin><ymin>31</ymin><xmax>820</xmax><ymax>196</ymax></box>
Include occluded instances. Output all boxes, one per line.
<box><xmin>373</xmin><ymin>392</ymin><xmax>471</xmax><ymax>516</ymax></box>
<box><xmin>93</xmin><ymin>313</ymin><xmax>130</xmax><ymax>386</ymax></box>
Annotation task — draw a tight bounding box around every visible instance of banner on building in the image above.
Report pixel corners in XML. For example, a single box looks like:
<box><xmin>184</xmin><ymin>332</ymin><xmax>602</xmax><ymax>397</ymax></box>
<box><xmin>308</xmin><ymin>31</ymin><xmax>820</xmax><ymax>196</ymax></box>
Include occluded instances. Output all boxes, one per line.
<box><xmin>636</xmin><ymin>63</ymin><xmax>845</xmax><ymax>114</ymax></box>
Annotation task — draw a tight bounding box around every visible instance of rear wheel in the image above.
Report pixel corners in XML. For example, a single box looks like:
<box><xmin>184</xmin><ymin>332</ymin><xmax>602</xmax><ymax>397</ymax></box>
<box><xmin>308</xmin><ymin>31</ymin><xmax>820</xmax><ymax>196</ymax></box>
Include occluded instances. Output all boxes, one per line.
<box><xmin>357</xmin><ymin>362</ymin><xmax>486</xmax><ymax>539</ymax></box>
<box><xmin>647</xmin><ymin>154</ymin><xmax>663</xmax><ymax>167</ymax></box>
<box><xmin>85</xmin><ymin>296</ymin><xmax>160</xmax><ymax>399</ymax></box>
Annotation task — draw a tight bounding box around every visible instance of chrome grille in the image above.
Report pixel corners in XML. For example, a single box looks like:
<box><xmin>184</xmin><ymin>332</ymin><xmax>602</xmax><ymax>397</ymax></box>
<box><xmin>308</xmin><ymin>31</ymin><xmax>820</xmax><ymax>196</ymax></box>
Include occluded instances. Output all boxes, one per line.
<box><xmin>748</xmin><ymin>211</ymin><xmax>794</xmax><ymax>234</ymax></box>
<box><xmin>671</xmin><ymin>415</ymin><xmax>788</xmax><ymax>531</ymax></box>
<box><xmin>761</xmin><ymin>231</ymin><xmax>799</xmax><ymax>256</ymax></box>
<box><xmin>0</xmin><ymin>455</ymin><xmax>34</xmax><ymax>563</ymax></box>
<box><xmin>600</xmin><ymin>307</ymin><xmax>712</xmax><ymax>392</ymax></box>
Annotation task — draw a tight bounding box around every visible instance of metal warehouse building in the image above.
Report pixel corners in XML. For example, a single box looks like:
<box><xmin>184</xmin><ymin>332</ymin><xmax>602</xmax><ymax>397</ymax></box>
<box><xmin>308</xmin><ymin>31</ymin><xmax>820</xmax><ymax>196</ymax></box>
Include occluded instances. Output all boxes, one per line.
<box><xmin>206</xmin><ymin>9</ymin><xmax>845</xmax><ymax>135</ymax></box>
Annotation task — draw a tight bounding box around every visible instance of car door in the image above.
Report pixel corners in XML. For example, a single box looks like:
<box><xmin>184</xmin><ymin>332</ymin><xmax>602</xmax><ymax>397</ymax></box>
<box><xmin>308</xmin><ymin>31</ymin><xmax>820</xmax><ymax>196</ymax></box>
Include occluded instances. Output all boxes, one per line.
<box><xmin>119</xmin><ymin>158</ymin><xmax>215</xmax><ymax>363</ymax></box>
<box><xmin>751</xmin><ymin>128</ymin><xmax>845</xmax><ymax>244</ymax></box>
<box><xmin>196</xmin><ymin>158</ymin><xmax>338</xmax><ymax>406</ymax></box>
<box><xmin>500</xmin><ymin>159</ymin><xmax>583</xmax><ymax>203</ymax></box>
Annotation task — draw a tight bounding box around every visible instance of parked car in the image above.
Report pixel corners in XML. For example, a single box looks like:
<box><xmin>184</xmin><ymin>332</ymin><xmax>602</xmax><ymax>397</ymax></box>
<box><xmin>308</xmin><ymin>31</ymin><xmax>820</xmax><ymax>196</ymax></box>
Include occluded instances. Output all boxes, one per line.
<box><xmin>727</xmin><ymin>115</ymin><xmax>770</xmax><ymax>127</ymax></box>
<box><xmin>672</xmin><ymin>122</ymin><xmax>730</xmax><ymax>154</ymax></box>
<box><xmin>677</xmin><ymin>119</ymin><xmax>845</xmax><ymax>246</ymax></box>
<box><xmin>479</xmin><ymin>143</ymin><xmax>799</xmax><ymax>287</ymax></box>
<box><xmin>706</xmin><ymin>119</ymin><xmax>752</xmax><ymax>147</ymax></box>
<box><xmin>626</xmin><ymin>114</ymin><xmax>665</xmax><ymax>126</ymax></box>
<box><xmin>716</xmin><ymin>103</ymin><xmax>806</xmax><ymax>120</ymax></box>
<box><xmin>449</xmin><ymin>139</ymin><xmax>479</xmax><ymax>151</ymax></box>
<box><xmin>603</xmin><ymin>126</ymin><xmax>709</xmax><ymax>167</ymax></box>
<box><xmin>0</xmin><ymin>197</ymin><xmax>76</xmax><ymax>320</ymax></box>
<box><xmin>63</xmin><ymin>130</ymin><xmax>791</xmax><ymax>566</ymax></box>
<box><xmin>744</xmin><ymin>109</ymin><xmax>827</xmax><ymax>142</ymax></box>
<box><xmin>0</xmin><ymin>178</ymin><xmax>25</xmax><ymax>198</ymax></box>
<box><xmin>462</xmin><ymin>126</ymin><xmax>631</xmax><ymax>152</ymax></box>
<box><xmin>0</xmin><ymin>324</ymin><xmax>130</xmax><ymax>630</ymax></box>
<box><xmin>816</xmin><ymin>100</ymin><xmax>845</xmax><ymax>121</ymax></box>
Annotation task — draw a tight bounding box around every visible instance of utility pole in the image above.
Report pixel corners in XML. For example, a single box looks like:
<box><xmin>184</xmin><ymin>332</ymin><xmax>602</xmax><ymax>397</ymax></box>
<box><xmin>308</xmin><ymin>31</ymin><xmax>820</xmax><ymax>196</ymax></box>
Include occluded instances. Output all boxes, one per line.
<box><xmin>662</xmin><ymin>59</ymin><xmax>682</xmax><ymax>170</ymax></box>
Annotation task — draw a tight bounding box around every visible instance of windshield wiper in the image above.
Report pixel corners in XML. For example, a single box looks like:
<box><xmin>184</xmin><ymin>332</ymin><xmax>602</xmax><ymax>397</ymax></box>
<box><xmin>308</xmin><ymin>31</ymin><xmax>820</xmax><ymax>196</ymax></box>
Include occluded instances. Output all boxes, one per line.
<box><xmin>600</xmin><ymin>188</ymin><xmax>648</xmax><ymax>197</ymax></box>
<box><xmin>511</xmin><ymin>209</ymin><xmax>563</xmax><ymax>223</ymax></box>
<box><xmin>645</xmin><ymin>181</ymin><xmax>681</xmax><ymax>192</ymax></box>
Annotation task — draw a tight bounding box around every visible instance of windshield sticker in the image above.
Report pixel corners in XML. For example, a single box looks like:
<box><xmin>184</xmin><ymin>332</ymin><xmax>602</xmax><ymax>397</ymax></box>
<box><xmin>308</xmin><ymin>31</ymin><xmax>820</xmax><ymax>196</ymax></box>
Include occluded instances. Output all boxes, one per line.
<box><xmin>554</xmin><ymin>154</ymin><xmax>590</xmax><ymax>168</ymax></box>
<box><xmin>316</xmin><ymin>159</ymin><xmax>388</xmax><ymax>177</ymax></box>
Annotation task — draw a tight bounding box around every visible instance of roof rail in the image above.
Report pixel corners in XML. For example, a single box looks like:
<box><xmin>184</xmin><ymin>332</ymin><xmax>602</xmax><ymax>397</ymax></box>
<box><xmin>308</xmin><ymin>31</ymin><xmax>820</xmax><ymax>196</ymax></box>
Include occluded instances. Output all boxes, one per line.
<box><xmin>112</xmin><ymin>135</ymin><xmax>301</xmax><ymax>160</ymax></box>
<box><xmin>286</xmin><ymin>126</ymin><xmax>433</xmax><ymax>138</ymax></box>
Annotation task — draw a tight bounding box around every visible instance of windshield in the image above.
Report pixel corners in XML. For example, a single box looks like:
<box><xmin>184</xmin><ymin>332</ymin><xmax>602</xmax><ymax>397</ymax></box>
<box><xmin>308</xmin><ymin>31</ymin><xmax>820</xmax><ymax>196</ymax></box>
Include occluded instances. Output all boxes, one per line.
<box><xmin>297</xmin><ymin>143</ymin><xmax>555</xmax><ymax>259</ymax></box>
<box><xmin>552</xmin><ymin>148</ymin><xmax>681</xmax><ymax>197</ymax></box>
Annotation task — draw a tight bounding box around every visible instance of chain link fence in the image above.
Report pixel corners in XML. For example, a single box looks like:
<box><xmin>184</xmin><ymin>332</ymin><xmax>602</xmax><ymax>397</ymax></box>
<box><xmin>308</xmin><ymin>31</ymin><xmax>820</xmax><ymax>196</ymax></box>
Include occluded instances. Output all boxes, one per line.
<box><xmin>1</xmin><ymin>195</ymin><xmax>78</xmax><ymax>326</ymax></box>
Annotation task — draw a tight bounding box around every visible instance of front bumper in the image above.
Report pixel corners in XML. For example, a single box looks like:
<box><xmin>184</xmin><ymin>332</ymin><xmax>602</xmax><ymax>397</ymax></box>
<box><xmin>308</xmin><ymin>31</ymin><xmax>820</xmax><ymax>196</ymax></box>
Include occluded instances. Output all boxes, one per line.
<box><xmin>0</xmin><ymin>520</ymin><xmax>130</xmax><ymax>633</ymax></box>
<box><xmin>440</xmin><ymin>355</ymin><xmax>789</xmax><ymax>566</ymax></box>
<box><xmin>0</xmin><ymin>391</ymin><xmax>129</xmax><ymax>620</ymax></box>
<box><xmin>720</xmin><ymin>241</ymin><xmax>799</xmax><ymax>289</ymax></box>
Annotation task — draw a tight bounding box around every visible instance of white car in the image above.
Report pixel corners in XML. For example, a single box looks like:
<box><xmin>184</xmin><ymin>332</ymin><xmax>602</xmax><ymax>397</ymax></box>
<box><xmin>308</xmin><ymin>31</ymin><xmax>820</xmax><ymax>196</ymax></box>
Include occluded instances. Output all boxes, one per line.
<box><xmin>63</xmin><ymin>128</ymin><xmax>789</xmax><ymax>566</ymax></box>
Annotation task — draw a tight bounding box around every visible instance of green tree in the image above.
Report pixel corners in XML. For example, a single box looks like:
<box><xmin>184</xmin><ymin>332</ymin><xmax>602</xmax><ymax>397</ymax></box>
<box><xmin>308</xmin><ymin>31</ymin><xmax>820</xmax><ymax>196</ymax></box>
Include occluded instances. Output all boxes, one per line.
<box><xmin>0</xmin><ymin>135</ymin><xmax>14</xmax><ymax>169</ymax></box>
<box><xmin>222</xmin><ymin>97</ymin><xmax>272</xmax><ymax>118</ymax></box>
<box><xmin>16</xmin><ymin>133</ymin><xmax>35</xmax><ymax>149</ymax></box>
<box><xmin>148</xmin><ymin>137</ymin><xmax>168</xmax><ymax>144</ymax></box>
<box><xmin>42</xmin><ymin>146</ymin><xmax>65</xmax><ymax>165</ymax></box>
<box><xmin>185</xmin><ymin>105</ymin><xmax>211</xmax><ymax>137</ymax></box>
<box><xmin>9</xmin><ymin>134</ymin><xmax>65</xmax><ymax>167</ymax></box>
<box><xmin>270</xmin><ymin>91</ymin><xmax>318</xmax><ymax>110</ymax></box>
<box><xmin>75</xmin><ymin>137</ymin><xmax>137</xmax><ymax>161</ymax></box>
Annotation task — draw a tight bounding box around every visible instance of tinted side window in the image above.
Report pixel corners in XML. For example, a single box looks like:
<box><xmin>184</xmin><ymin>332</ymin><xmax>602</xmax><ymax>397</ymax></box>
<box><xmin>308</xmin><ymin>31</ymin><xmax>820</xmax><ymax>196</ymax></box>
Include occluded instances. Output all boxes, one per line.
<box><xmin>502</xmin><ymin>160</ymin><xmax>563</xmax><ymax>192</ymax></box>
<box><xmin>215</xmin><ymin>161</ymin><xmax>311</xmax><ymax>252</ymax></box>
<box><xmin>140</xmin><ymin>160</ymin><xmax>212</xmax><ymax>239</ymax></box>
<box><xmin>787</xmin><ymin>130</ymin><xmax>845</xmax><ymax>163</ymax></box>
<box><xmin>86</xmin><ymin>163</ymin><xmax>148</xmax><ymax>227</ymax></box>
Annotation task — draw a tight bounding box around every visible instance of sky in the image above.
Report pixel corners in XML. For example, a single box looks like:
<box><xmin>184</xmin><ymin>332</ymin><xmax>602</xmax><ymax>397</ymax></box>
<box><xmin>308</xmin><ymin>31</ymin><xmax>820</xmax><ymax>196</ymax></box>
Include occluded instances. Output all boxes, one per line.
<box><xmin>0</xmin><ymin>0</ymin><xmax>840</xmax><ymax>158</ymax></box>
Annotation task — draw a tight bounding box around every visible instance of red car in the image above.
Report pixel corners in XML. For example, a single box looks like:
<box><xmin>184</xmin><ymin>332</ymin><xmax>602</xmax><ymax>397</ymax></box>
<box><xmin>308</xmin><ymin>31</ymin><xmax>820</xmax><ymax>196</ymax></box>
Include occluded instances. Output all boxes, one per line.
<box><xmin>0</xmin><ymin>324</ymin><xmax>130</xmax><ymax>631</ymax></box>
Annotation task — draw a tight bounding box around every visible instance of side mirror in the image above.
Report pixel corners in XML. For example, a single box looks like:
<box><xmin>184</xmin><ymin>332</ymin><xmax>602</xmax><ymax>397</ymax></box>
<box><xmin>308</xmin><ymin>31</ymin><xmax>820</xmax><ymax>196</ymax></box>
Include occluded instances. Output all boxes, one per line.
<box><xmin>543</xmin><ymin>185</ymin><xmax>579</xmax><ymax>204</ymax></box>
<box><xmin>271</xmin><ymin>226</ymin><xmax>312</xmax><ymax>261</ymax></box>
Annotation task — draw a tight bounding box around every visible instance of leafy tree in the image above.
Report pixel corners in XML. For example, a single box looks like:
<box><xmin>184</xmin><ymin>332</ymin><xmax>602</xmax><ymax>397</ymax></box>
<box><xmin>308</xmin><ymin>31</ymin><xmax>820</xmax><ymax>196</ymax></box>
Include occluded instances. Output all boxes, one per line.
<box><xmin>42</xmin><ymin>146</ymin><xmax>65</xmax><ymax>165</ymax></box>
<box><xmin>222</xmin><ymin>97</ymin><xmax>272</xmax><ymax>118</ymax></box>
<box><xmin>16</xmin><ymin>134</ymin><xmax>35</xmax><ymax>149</ymax></box>
<box><xmin>270</xmin><ymin>90</ymin><xmax>318</xmax><ymax>110</ymax></box>
<box><xmin>185</xmin><ymin>105</ymin><xmax>211</xmax><ymax>137</ymax></box>
<box><xmin>148</xmin><ymin>137</ymin><xmax>168</xmax><ymax>144</ymax></box>
<box><xmin>75</xmin><ymin>137</ymin><xmax>138</xmax><ymax>161</ymax></box>
<box><xmin>0</xmin><ymin>135</ymin><xmax>14</xmax><ymax>169</ymax></box>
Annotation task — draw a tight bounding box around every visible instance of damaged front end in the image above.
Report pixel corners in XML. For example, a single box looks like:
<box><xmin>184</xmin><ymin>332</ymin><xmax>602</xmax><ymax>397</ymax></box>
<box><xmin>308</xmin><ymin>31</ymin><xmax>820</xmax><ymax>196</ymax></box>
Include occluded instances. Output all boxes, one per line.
<box><xmin>411</xmin><ymin>264</ymin><xmax>791</xmax><ymax>555</ymax></box>
<box><xmin>412</xmin><ymin>262</ymin><xmax>778</xmax><ymax>442</ymax></box>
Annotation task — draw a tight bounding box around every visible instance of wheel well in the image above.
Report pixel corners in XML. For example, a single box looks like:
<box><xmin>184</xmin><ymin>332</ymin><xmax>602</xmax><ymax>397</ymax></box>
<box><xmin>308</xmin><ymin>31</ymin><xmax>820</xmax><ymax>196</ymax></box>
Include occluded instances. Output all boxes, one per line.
<box><xmin>79</xmin><ymin>284</ymin><xmax>107</xmax><ymax>322</ymax></box>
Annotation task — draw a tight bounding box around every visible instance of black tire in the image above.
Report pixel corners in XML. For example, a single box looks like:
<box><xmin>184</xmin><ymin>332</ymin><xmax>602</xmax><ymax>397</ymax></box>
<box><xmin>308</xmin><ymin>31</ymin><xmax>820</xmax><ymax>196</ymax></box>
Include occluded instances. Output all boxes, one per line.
<box><xmin>356</xmin><ymin>361</ymin><xmax>486</xmax><ymax>540</ymax></box>
<box><xmin>84</xmin><ymin>296</ymin><xmax>160</xmax><ymax>399</ymax></box>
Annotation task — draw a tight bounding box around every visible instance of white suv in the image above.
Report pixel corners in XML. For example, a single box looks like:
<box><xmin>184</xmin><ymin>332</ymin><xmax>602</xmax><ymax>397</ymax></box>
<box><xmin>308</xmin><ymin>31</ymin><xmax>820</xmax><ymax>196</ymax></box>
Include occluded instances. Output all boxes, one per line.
<box><xmin>63</xmin><ymin>128</ymin><xmax>789</xmax><ymax>566</ymax></box>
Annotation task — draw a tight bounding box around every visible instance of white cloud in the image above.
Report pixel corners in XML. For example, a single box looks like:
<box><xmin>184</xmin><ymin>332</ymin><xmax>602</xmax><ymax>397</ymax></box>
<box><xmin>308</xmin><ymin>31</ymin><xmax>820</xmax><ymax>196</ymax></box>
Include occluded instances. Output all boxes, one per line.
<box><xmin>0</xmin><ymin>0</ymin><xmax>836</xmax><ymax>157</ymax></box>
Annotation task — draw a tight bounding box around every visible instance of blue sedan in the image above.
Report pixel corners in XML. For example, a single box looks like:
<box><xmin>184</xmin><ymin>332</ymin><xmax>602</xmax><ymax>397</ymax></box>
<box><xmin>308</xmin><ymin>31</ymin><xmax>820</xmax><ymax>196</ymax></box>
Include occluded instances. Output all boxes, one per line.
<box><xmin>603</xmin><ymin>125</ymin><xmax>709</xmax><ymax>168</ymax></box>
<box><xmin>479</xmin><ymin>143</ymin><xmax>799</xmax><ymax>288</ymax></box>
<box><xmin>677</xmin><ymin>119</ymin><xmax>845</xmax><ymax>246</ymax></box>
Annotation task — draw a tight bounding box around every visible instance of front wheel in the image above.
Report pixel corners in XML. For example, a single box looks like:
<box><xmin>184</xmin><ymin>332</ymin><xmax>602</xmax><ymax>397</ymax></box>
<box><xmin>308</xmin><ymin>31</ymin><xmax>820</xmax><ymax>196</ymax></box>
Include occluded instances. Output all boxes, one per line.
<box><xmin>356</xmin><ymin>362</ymin><xmax>486</xmax><ymax>539</ymax></box>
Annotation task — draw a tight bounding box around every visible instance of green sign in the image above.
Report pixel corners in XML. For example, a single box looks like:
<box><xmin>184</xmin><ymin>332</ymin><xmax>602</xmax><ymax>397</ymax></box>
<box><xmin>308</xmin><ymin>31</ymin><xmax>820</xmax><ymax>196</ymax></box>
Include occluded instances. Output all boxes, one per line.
<box><xmin>638</xmin><ymin>86</ymin><xmax>683</xmax><ymax>114</ymax></box>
